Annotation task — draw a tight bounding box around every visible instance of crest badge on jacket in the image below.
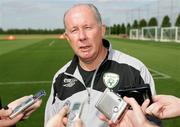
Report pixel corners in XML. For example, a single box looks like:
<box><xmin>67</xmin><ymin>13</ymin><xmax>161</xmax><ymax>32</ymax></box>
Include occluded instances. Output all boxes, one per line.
<box><xmin>103</xmin><ymin>72</ymin><xmax>119</xmax><ymax>89</ymax></box>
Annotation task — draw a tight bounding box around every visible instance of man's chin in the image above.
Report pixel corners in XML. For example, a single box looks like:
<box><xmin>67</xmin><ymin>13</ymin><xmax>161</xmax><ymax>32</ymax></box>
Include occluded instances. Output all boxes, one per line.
<box><xmin>79</xmin><ymin>56</ymin><xmax>94</xmax><ymax>63</ymax></box>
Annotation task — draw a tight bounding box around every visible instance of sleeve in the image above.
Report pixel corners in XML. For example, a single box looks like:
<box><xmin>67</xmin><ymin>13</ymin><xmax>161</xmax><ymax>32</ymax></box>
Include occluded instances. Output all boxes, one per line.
<box><xmin>44</xmin><ymin>69</ymin><xmax>66</xmax><ymax>126</ymax></box>
<box><xmin>44</xmin><ymin>82</ymin><xmax>58</xmax><ymax>126</ymax></box>
<box><xmin>140</xmin><ymin>65</ymin><xmax>156</xmax><ymax>95</ymax></box>
<box><xmin>140</xmin><ymin>66</ymin><xmax>163</xmax><ymax>126</ymax></box>
<box><xmin>44</xmin><ymin>63</ymin><xmax>71</xmax><ymax>126</ymax></box>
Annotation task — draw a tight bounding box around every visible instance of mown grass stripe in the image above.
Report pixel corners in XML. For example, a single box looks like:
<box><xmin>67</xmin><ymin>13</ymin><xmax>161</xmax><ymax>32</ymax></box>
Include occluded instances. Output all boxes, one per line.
<box><xmin>0</xmin><ymin>81</ymin><xmax>51</xmax><ymax>85</ymax></box>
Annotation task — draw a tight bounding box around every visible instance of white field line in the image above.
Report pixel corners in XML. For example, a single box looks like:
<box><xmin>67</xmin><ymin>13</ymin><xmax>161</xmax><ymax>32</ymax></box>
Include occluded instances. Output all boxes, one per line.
<box><xmin>0</xmin><ymin>81</ymin><xmax>51</xmax><ymax>85</ymax></box>
<box><xmin>148</xmin><ymin>68</ymin><xmax>171</xmax><ymax>79</ymax></box>
<box><xmin>151</xmin><ymin>73</ymin><xmax>160</xmax><ymax>76</ymax></box>
<box><xmin>49</xmin><ymin>40</ymin><xmax>55</xmax><ymax>46</ymax></box>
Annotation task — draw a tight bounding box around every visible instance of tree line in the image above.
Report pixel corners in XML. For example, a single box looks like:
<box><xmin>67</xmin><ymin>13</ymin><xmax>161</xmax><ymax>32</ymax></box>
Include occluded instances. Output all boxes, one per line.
<box><xmin>107</xmin><ymin>14</ymin><xmax>180</xmax><ymax>35</ymax></box>
<box><xmin>0</xmin><ymin>14</ymin><xmax>180</xmax><ymax>35</ymax></box>
<box><xmin>0</xmin><ymin>28</ymin><xmax>65</xmax><ymax>34</ymax></box>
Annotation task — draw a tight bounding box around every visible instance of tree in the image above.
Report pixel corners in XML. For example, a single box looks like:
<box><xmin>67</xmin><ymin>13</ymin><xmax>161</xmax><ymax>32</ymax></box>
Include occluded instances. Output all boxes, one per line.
<box><xmin>110</xmin><ymin>26</ymin><xmax>114</xmax><ymax>34</ymax></box>
<box><xmin>161</xmin><ymin>15</ymin><xmax>171</xmax><ymax>27</ymax></box>
<box><xmin>105</xmin><ymin>26</ymin><xmax>111</xmax><ymax>35</ymax></box>
<box><xmin>111</xmin><ymin>24</ymin><xmax>117</xmax><ymax>34</ymax></box>
<box><xmin>175</xmin><ymin>14</ymin><xmax>180</xmax><ymax>27</ymax></box>
<box><xmin>139</xmin><ymin>19</ymin><xmax>147</xmax><ymax>28</ymax></box>
<box><xmin>126</xmin><ymin>23</ymin><xmax>131</xmax><ymax>35</ymax></box>
<box><xmin>120</xmin><ymin>23</ymin><xmax>126</xmax><ymax>34</ymax></box>
<box><xmin>132</xmin><ymin>20</ymin><xmax>139</xmax><ymax>29</ymax></box>
<box><xmin>1</xmin><ymin>28</ymin><xmax>65</xmax><ymax>34</ymax></box>
<box><xmin>117</xmin><ymin>24</ymin><xmax>121</xmax><ymax>35</ymax></box>
<box><xmin>0</xmin><ymin>28</ymin><xmax>4</xmax><ymax>34</ymax></box>
<box><xmin>148</xmin><ymin>17</ymin><xmax>158</xmax><ymax>26</ymax></box>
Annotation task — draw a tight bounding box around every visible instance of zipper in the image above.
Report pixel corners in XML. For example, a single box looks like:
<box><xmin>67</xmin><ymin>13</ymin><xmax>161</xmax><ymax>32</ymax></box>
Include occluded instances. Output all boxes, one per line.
<box><xmin>64</xmin><ymin>52</ymin><xmax>109</xmax><ymax>104</ymax></box>
<box><xmin>88</xmin><ymin>68</ymin><xmax>99</xmax><ymax>104</ymax></box>
<box><xmin>88</xmin><ymin>55</ymin><xmax>109</xmax><ymax>104</ymax></box>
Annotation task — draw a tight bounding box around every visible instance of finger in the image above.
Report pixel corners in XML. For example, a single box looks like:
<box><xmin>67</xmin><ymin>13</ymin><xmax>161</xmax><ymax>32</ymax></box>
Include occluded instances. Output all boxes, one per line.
<box><xmin>117</xmin><ymin>117</ymin><xmax>129</xmax><ymax>127</ymax></box>
<box><xmin>22</xmin><ymin>108</ymin><xmax>37</xmax><ymax>120</ymax></box>
<box><xmin>145</xmin><ymin>102</ymin><xmax>162</xmax><ymax>117</ymax></box>
<box><xmin>141</xmin><ymin>99</ymin><xmax>150</xmax><ymax>113</ymax></box>
<box><xmin>22</xmin><ymin>110</ymin><xmax>34</xmax><ymax>120</ymax></box>
<box><xmin>123</xmin><ymin>96</ymin><xmax>141</xmax><ymax>111</ymax></box>
<box><xmin>74</xmin><ymin>118</ymin><xmax>83</xmax><ymax>127</ymax></box>
<box><xmin>58</xmin><ymin>106</ymin><xmax>69</xmax><ymax>118</ymax></box>
<box><xmin>151</xmin><ymin>104</ymin><xmax>164</xmax><ymax>118</ymax></box>
<box><xmin>23</xmin><ymin>106</ymin><xmax>38</xmax><ymax>117</ymax></box>
<box><xmin>58</xmin><ymin>105</ymin><xmax>69</xmax><ymax>126</ymax></box>
<box><xmin>33</xmin><ymin>99</ymin><xmax>42</xmax><ymax>108</ymax></box>
<box><xmin>99</xmin><ymin>114</ymin><xmax>106</xmax><ymax>120</ymax></box>
<box><xmin>22</xmin><ymin>116</ymin><xmax>29</xmax><ymax>120</ymax></box>
<box><xmin>98</xmin><ymin>114</ymin><xmax>114</xmax><ymax>125</ymax></box>
<box><xmin>122</xmin><ymin>113</ymin><xmax>134</xmax><ymax>127</ymax></box>
<box><xmin>145</xmin><ymin>103</ymin><xmax>155</xmax><ymax>115</ymax></box>
<box><xmin>8</xmin><ymin>95</ymin><xmax>33</xmax><ymax>109</ymax></box>
<box><xmin>152</xmin><ymin>95</ymin><xmax>164</xmax><ymax>102</ymax></box>
<box><xmin>24</xmin><ymin>99</ymin><xmax>42</xmax><ymax>113</ymax></box>
<box><xmin>18</xmin><ymin>99</ymin><xmax>42</xmax><ymax>121</ymax></box>
<box><xmin>99</xmin><ymin>114</ymin><xmax>108</xmax><ymax>122</ymax></box>
<box><xmin>108</xmin><ymin>120</ymin><xmax>115</xmax><ymax>126</ymax></box>
<box><xmin>22</xmin><ymin>99</ymin><xmax>42</xmax><ymax>118</ymax></box>
<box><xmin>0</xmin><ymin>113</ymin><xmax>24</xmax><ymax>126</ymax></box>
<box><xmin>63</xmin><ymin>117</ymin><xmax>68</xmax><ymax>125</ymax></box>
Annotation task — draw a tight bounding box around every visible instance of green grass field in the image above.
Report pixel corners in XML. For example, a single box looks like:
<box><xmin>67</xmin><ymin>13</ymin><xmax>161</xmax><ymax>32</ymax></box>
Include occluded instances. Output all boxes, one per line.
<box><xmin>0</xmin><ymin>35</ymin><xmax>180</xmax><ymax>127</ymax></box>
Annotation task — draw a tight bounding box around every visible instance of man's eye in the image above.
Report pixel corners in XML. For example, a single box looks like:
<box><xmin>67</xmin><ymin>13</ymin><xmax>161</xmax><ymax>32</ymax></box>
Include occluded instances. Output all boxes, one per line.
<box><xmin>71</xmin><ymin>29</ymin><xmax>77</xmax><ymax>33</ymax></box>
<box><xmin>85</xmin><ymin>27</ymin><xmax>91</xmax><ymax>29</ymax></box>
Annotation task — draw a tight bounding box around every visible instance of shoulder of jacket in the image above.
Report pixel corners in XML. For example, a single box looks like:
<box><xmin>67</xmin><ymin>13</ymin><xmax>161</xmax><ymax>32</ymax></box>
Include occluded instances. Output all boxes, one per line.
<box><xmin>110</xmin><ymin>49</ymin><xmax>146</xmax><ymax>71</ymax></box>
<box><xmin>53</xmin><ymin>60</ymin><xmax>72</xmax><ymax>81</ymax></box>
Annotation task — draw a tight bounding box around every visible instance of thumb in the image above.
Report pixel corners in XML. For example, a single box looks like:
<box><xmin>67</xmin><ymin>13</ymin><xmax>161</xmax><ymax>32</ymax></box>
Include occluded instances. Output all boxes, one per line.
<box><xmin>141</xmin><ymin>99</ymin><xmax>150</xmax><ymax>113</ymax></box>
<box><xmin>152</xmin><ymin>95</ymin><xmax>164</xmax><ymax>102</ymax></box>
<box><xmin>0</xmin><ymin>109</ymin><xmax>12</xmax><ymax>117</ymax></box>
<box><xmin>124</xmin><ymin>96</ymin><xmax>141</xmax><ymax>111</ymax></box>
<box><xmin>0</xmin><ymin>113</ymin><xmax>24</xmax><ymax>126</ymax></box>
<box><xmin>58</xmin><ymin>106</ymin><xmax>69</xmax><ymax>119</ymax></box>
<box><xmin>74</xmin><ymin>118</ymin><xmax>83</xmax><ymax>127</ymax></box>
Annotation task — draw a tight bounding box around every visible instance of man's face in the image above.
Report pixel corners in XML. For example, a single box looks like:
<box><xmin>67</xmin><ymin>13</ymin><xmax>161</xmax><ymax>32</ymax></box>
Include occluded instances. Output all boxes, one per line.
<box><xmin>65</xmin><ymin>6</ymin><xmax>105</xmax><ymax>63</ymax></box>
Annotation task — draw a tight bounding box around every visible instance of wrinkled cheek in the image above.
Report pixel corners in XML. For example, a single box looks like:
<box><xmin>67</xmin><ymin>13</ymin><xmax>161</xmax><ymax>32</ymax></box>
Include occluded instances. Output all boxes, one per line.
<box><xmin>70</xmin><ymin>43</ymin><xmax>78</xmax><ymax>52</ymax></box>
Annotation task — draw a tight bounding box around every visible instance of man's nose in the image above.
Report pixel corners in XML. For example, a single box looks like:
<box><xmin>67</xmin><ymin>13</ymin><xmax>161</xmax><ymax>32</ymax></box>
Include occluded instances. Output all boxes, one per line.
<box><xmin>79</xmin><ymin>29</ymin><xmax>86</xmax><ymax>41</ymax></box>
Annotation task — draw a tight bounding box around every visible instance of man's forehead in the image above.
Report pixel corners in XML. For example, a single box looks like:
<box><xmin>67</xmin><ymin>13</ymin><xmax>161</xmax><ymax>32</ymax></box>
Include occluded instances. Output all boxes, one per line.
<box><xmin>65</xmin><ymin>5</ymin><xmax>93</xmax><ymax>18</ymax></box>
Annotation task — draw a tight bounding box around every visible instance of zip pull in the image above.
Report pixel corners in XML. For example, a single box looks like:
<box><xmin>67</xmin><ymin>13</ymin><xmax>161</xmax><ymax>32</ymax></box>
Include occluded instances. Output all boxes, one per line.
<box><xmin>87</xmin><ymin>89</ymin><xmax>91</xmax><ymax>104</ymax></box>
<box><xmin>88</xmin><ymin>92</ymin><xmax>90</xmax><ymax>104</ymax></box>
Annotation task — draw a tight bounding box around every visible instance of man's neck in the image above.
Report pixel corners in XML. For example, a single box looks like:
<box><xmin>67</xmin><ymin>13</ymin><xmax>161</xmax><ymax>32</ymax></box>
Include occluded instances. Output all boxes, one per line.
<box><xmin>79</xmin><ymin>47</ymin><xmax>108</xmax><ymax>71</ymax></box>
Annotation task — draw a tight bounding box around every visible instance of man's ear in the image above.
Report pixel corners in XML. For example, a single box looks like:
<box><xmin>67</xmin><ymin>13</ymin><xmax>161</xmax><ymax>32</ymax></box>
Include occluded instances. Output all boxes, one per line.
<box><xmin>101</xmin><ymin>24</ymin><xmax>106</xmax><ymax>37</ymax></box>
<box><xmin>64</xmin><ymin>32</ymin><xmax>70</xmax><ymax>42</ymax></box>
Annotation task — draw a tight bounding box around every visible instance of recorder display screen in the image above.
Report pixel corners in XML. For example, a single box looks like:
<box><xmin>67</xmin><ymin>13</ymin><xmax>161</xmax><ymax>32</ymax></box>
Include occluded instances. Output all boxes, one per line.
<box><xmin>72</xmin><ymin>103</ymin><xmax>81</xmax><ymax>110</ymax></box>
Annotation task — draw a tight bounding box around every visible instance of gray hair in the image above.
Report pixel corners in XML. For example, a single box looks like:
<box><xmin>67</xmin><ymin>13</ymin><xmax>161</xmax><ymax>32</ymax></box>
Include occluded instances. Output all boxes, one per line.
<box><xmin>63</xmin><ymin>3</ymin><xmax>102</xmax><ymax>30</ymax></box>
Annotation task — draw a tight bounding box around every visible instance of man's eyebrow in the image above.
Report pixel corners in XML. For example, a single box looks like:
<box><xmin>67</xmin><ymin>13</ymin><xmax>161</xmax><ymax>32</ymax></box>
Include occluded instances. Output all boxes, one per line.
<box><xmin>71</xmin><ymin>26</ymin><xmax>78</xmax><ymax>30</ymax></box>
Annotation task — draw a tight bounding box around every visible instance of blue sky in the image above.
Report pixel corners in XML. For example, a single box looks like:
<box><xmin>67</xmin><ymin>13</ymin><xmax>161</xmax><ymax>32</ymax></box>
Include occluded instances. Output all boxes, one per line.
<box><xmin>1</xmin><ymin>0</ymin><xmax>157</xmax><ymax>30</ymax></box>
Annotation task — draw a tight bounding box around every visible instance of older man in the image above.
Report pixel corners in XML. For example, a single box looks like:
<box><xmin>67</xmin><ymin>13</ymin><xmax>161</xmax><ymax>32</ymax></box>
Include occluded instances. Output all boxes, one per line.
<box><xmin>45</xmin><ymin>3</ymin><xmax>159</xmax><ymax>127</ymax></box>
